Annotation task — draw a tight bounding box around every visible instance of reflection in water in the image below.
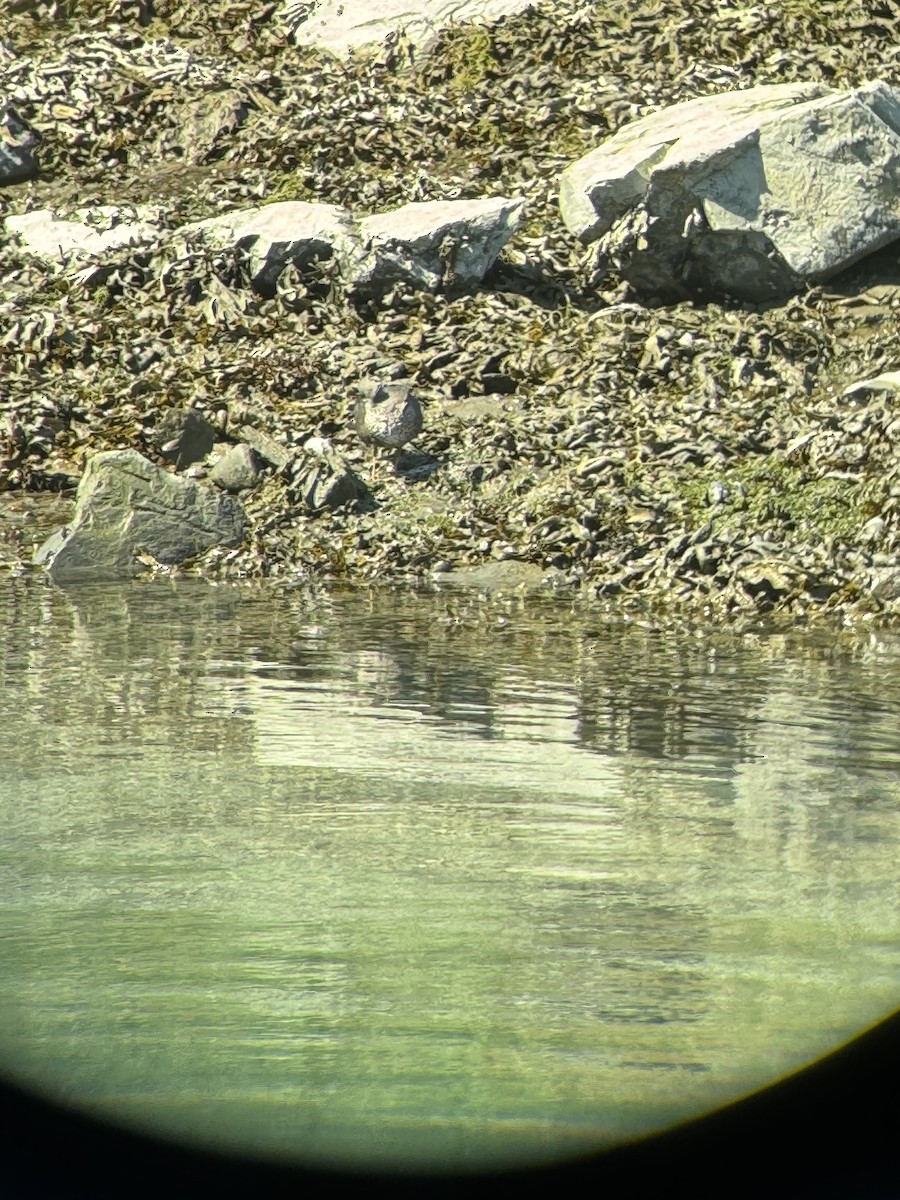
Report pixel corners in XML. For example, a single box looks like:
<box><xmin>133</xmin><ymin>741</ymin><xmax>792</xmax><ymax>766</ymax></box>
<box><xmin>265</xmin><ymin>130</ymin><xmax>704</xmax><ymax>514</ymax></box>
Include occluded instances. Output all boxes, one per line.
<box><xmin>0</xmin><ymin>577</ymin><xmax>897</xmax><ymax>1171</ymax></box>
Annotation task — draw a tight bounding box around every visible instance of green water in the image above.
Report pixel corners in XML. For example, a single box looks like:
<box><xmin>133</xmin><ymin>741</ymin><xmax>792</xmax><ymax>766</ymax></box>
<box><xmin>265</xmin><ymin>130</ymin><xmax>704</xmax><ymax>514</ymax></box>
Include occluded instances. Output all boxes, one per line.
<box><xmin>0</xmin><ymin>577</ymin><xmax>897</xmax><ymax>1172</ymax></box>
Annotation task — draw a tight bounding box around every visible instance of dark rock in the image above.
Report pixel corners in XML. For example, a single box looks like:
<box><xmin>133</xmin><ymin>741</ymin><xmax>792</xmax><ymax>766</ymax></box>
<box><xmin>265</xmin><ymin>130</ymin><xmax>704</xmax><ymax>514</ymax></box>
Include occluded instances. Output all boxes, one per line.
<box><xmin>209</xmin><ymin>444</ymin><xmax>265</xmax><ymax>492</ymax></box>
<box><xmin>394</xmin><ymin>447</ymin><xmax>441</xmax><ymax>478</ymax></box>
<box><xmin>156</xmin><ymin>407</ymin><xmax>218</xmax><ymax>470</ymax></box>
<box><xmin>293</xmin><ymin>444</ymin><xmax>370</xmax><ymax>512</ymax></box>
<box><xmin>480</xmin><ymin>372</ymin><xmax>517</xmax><ymax>395</ymax></box>
<box><xmin>0</xmin><ymin>104</ymin><xmax>39</xmax><ymax>184</ymax></box>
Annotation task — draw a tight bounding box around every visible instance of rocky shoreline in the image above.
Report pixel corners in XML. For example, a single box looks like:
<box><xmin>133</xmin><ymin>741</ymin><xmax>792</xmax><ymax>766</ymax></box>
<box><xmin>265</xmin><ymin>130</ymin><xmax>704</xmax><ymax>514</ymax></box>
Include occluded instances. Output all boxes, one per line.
<box><xmin>3</xmin><ymin>0</ymin><xmax>900</xmax><ymax>625</ymax></box>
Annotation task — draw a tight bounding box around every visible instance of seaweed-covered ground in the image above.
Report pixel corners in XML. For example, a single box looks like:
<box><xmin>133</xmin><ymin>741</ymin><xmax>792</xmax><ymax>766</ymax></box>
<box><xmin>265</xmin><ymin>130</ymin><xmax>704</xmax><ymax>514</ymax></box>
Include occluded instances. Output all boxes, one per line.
<box><xmin>3</xmin><ymin>0</ymin><xmax>900</xmax><ymax>624</ymax></box>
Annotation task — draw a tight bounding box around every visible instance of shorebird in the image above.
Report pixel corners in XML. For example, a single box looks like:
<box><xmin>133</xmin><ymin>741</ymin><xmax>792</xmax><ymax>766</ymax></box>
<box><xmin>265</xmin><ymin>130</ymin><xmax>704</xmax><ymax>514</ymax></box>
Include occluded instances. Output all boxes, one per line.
<box><xmin>354</xmin><ymin>380</ymin><xmax>423</xmax><ymax>452</ymax></box>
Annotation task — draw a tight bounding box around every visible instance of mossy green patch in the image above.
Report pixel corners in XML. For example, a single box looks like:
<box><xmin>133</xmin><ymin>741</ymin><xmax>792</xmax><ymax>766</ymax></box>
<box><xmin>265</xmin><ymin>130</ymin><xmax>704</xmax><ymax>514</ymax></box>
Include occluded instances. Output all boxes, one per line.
<box><xmin>265</xmin><ymin>173</ymin><xmax>318</xmax><ymax>205</ymax></box>
<box><xmin>675</xmin><ymin>456</ymin><xmax>887</xmax><ymax>543</ymax></box>
<box><xmin>427</xmin><ymin>23</ymin><xmax>500</xmax><ymax>95</ymax></box>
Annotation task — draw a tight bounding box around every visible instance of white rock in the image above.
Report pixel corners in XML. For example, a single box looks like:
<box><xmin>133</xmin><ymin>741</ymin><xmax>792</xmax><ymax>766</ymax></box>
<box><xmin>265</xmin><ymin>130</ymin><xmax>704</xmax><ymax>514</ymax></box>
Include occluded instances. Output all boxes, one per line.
<box><xmin>842</xmin><ymin>370</ymin><xmax>900</xmax><ymax>397</ymax></box>
<box><xmin>560</xmin><ymin>80</ymin><xmax>900</xmax><ymax>301</ymax></box>
<box><xmin>560</xmin><ymin>82</ymin><xmax>830</xmax><ymax>243</ymax></box>
<box><xmin>278</xmin><ymin>0</ymin><xmax>532</xmax><ymax>57</ymax></box>
<box><xmin>181</xmin><ymin>199</ymin><xmax>358</xmax><ymax>291</ymax></box>
<box><xmin>342</xmin><ymin>196</ymin><xmax>524</xmax><ymax>297</ymax></box>
<box><xmin>303</xmin><ymin>436</ymin><xmax>334</xmax><ymax>456</ymax></box>
<box><xmin>5</xmin><ymin>205</ymin><xmax>164</xmax><ymax>266</ymax></box>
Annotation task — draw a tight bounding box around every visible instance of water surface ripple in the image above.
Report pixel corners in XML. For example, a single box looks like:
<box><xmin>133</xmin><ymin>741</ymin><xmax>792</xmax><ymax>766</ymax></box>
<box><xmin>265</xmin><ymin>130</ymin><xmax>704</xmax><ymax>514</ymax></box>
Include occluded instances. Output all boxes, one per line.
<box><xmin>0</xmin><ymin>578</ymin><xmax>897</xmax><ymax>1171</ymax></box>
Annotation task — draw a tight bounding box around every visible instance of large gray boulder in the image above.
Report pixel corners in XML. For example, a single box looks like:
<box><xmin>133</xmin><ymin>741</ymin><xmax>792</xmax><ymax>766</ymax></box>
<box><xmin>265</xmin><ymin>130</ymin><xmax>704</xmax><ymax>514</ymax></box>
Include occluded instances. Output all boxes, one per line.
<box><xmin>277</xmin><ymin>0</ymin><xmax>533</xmax><ymax>56</ymax></box>
<box><xmin>0</xmin><ymin>103</ymin><xmax>39</xmax><ymax>183</ymax></box>
<box><xmin>342</xmin><ymin>196</ymin><xmax>524</xmax><ymax>297</ymax></box>
<box><xmin>560</xmin><ymin>80</ymin><xmax>900</xmax><ymax>302</ymax></box>
<box><xmin>34</xmin><ymin>449</ymin><xmax>246</xmax><ymax>582</ymax></box>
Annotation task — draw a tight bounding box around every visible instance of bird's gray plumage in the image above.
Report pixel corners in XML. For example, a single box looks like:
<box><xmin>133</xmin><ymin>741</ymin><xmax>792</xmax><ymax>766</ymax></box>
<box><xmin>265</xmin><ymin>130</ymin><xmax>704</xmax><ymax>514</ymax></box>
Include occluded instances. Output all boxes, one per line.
<box><xmin>355</xmin><ymin>380</ymin><xmax>423</xmax><ymax>450</ymax></box>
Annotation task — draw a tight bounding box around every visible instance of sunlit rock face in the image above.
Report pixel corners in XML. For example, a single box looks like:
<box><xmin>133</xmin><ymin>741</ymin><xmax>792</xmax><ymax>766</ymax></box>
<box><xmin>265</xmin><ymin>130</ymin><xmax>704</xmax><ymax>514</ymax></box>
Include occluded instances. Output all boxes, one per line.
<box><xmin>560</xmin><ymin>81</ymin><xmax>900</xmax><ymax>302</ymax></box>
<box><xmin>277</xmin><ymin>0</ymin><xmax>534</xmax><ymax>57</ymax></box>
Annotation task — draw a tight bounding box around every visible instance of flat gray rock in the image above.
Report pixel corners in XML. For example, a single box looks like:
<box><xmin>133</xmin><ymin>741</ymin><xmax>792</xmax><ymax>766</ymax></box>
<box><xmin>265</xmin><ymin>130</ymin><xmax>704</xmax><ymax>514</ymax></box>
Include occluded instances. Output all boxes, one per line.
<box><xmin>343</xmin><ymin>196</ymin><xmax>524</xmax><ymax>297</ymax></box>
<box><xmin>34</xmin><ymin>449</ymin><xmax>246</xmax><ymax>582</ymax></box>
<box><xmin>5</xmin><ymin>204</ymin><xmax>164</xmax><ymax>267</ymax></box>
<box><xmin>435</xmin><ymin>560</ymin><xmax>565</xmax><ymax>593</ymax></box>
<box><xmin>277</xmin><ymin>0</ymin><xmax>532</xmax><ymax>56</ymax></box>
<box><xmin>560</xmin><ymin>80</ymin><xmax>900</xmax><ymax>302</ymax></box>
